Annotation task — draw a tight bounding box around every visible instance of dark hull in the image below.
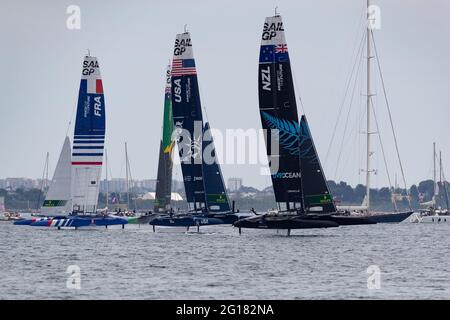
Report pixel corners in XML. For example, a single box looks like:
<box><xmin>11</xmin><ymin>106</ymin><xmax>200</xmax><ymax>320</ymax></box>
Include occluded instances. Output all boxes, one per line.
<box><xmin>265</xmin><ymin>217</ymin><xmax>339</xmax><ymax>229</ymax></box>
<box><xmin>366</xmin><ymin>211</ymin><xmax>413</xmax><ymax>223</ymax></box>
<box><xmin>149</xmin><ymin>212</ymin><xmax>253</xmax><ymax>227</ymax></box>
<box><xmin>312</xmin><ymin>214</ymin><xmax>376</xmax><ymax>226</ymax></box>
<box><xmin>233</xmin><ymin>215</ymin><xmax>339</xmax><ymax>230</ymax></box>
<box><xmin>149</xmin><ymin>215</ymin><xmax>225</xmax><ymax>227</ymax></box>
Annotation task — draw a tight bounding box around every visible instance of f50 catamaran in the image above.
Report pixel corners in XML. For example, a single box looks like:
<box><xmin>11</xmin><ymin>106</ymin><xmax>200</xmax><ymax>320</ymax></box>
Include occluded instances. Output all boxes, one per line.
<box><xmin>234</xmin><ymin>13</ymin><xmax>376</xmax><ymax>234</ymax></box>
<box><xmin>150</xmin><ymin>31</ymin><xmax>252</xmax><ymax>231</ymax></box>
<box><xmin>16</xmin><ymin>54</ymin><xmax>127</xmax><ymax>228</ymax></box>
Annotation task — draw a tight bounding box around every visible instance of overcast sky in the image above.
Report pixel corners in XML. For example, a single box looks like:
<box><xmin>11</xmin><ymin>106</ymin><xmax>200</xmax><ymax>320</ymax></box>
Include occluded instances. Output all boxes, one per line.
<box><xmin>1</xmin><ymin>0</ymin><xmax>449</xmax><ymax>189</ymax></box>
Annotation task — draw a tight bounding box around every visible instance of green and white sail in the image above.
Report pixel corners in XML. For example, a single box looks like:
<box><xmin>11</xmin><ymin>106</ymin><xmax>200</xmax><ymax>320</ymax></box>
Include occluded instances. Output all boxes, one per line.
<box><xmin>154</xmin><ymin>64</ymin><xmax>175</xmax><ymax>213</ymax></box>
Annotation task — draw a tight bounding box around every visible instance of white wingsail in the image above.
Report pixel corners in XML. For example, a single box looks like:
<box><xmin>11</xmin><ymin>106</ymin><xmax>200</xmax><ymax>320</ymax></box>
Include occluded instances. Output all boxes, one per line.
<box><xmin>40</xmin><ymin>136</ymin><xmax>72</xmax><ymax>216</ymax></box>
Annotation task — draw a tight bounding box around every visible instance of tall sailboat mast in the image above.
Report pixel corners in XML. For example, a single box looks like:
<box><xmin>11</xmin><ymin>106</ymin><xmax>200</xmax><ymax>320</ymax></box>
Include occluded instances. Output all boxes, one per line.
<box><xmin>105</xmin><ymin>148</ymin><xmax>109</xmax><ymax>209</ymax></box>
<box><xmin>440</xmin><ymin>150</ymin><xmax>442</xmax><ymax>205</ymax></box>
<box><xmin>433</xmin><ymin>142</ymin><xmax>437</xmax><ymax>201</ymax></box>
<box><xmin>45</xmin><ymin>152</ymin><xmax>49</xmax><ymax>189</ymax></box>
<box><xmin>365</xmin><ymin>0</ymin><xmax>373</xmax><ymax>213</ymax></box>
<box><xmin>125</xmin><ymin>142</ymin><xmax>130</xmax><ymax>210</ymax></box>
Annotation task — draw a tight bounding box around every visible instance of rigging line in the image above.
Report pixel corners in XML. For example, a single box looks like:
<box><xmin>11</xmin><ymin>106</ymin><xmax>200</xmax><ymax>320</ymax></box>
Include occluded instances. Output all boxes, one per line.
<box><xmin>371</xmin><ymin>30</ymin><xmax>411</xmax><ymax>209</ymax></box>
<box><xmin>64</xmin><ymin>91</ymin><xmax>78</xmax><ymax>137</ymax></box>
<box><xmin>337</xmin><ymin>113</ymin><xmax>360</xmax><ymax>184</ymax></box>
<box><xmin>337</xmin><ymin>98</ymin><xmax>367</xmax><ymax>183</ymax></box>
<box><xmin>324</xmin><ymin>1</ymin><xmax>366</xmax><ymax>165</ymax></box>
<box><xmin>370</xmin><ymin>96</ymin><xmax>397</xmax><ymax>211</ymax></box>
<box><xmin>291</xmin><ymin>71</ymin><xmax>307</xmax><ymax>116</ymax></box>
<box><xmin>333</xmin><ymin>41</ymin><xmax>365</xmax><ymax>180</ymax></box>
<box><xmin>36</xmin><ymin>153</ymin><xmax>49</xmax><ymax>210</ymax></box>
<box><xmin>324</xmin><ymin>30</ymin><xmax>367</xmax><ymax>166</ymax></box>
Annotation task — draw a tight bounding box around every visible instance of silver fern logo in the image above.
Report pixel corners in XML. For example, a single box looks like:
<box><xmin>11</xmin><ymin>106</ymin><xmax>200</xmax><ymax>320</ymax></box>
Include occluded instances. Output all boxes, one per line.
<box><xmin>261</xmin><ymin>112</ymin><xmax>317</xmax><ymax>163</ymax></box>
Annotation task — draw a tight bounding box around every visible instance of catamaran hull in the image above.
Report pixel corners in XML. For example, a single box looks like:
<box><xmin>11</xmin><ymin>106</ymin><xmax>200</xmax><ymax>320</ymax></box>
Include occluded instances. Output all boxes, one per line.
<box><xmin>265</xmin><ymin>218</ymin><xmax>339</xmax><ymax>229</ymax></box>
<box><xmin>29</xmin><ymin>216</ymin><xmax>128</xmax><ymax>228</ymax></box>
<box><xmin>313</xmin><ymin>215</ymin><xmax>376</xmax><ymax>226</ymax></box>
<box><xmin>110</xmin><ymin>213</ymin><xmax>158</xmax><ymax>225</ymax></box>
<box><xmin>14</xmin><ymin>216</ymin><xmax>67</xmax><ymax>226</ymax></box>
<box><xmin>366</xmin><ymin>211</ymin><xmax>413</xmax><ymax>223</ymax></box>
<box><xmin>234</xmin><ymin>215</ymin><xmax>339</xmax><ymax>229</ymax></box>
<box><xmin>150</xmin><ymin>216</ymin><xmax>226</xmax><ymax>227</ymax></box>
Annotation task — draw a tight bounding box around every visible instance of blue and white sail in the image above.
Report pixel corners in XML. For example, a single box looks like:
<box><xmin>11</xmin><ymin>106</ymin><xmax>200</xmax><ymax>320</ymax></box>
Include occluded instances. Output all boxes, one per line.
<box><xmin>71</xmin><ymin>55</ymin><xmax>105</xmax><ymax>214</ymax></box>
<box><xmin>41</xmin><ymin>136</ymin><xmax>72</xmax><ymax>216</ymax></box>
<box><xmin>171</xmin><ymin>32</ymin><xmax>206</xmax><ymax>211</ymax></box>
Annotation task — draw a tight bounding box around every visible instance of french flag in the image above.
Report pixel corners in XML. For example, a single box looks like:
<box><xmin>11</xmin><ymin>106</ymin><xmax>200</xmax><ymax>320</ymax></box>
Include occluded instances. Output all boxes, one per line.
<box><xmin>80</xmin><ymin>79</ymin><xmax>103</xmax><ymax>94</ymax></box>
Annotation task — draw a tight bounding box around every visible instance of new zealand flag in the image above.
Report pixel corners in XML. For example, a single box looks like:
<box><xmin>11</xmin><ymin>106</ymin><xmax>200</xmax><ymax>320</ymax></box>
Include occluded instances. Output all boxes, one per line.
<box><xmin>259</xmin><ymin>45</ymin><xmax>289</xmax><ymax>63</ymax></box>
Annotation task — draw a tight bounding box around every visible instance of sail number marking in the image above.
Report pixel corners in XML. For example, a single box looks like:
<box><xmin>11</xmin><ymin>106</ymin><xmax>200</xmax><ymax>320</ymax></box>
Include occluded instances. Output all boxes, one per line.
<box><xmin>261</xmin><ymin>66</ymin><xmax>271</xmax><ymax>91</ymax></box>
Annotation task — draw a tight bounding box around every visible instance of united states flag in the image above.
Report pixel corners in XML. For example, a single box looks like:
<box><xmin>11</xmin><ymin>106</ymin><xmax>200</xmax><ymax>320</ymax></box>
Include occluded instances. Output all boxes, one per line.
<box><xmin>172</xmin><ymin>58</ymin><xmax>196</xmax><ymax>76</ymax></box>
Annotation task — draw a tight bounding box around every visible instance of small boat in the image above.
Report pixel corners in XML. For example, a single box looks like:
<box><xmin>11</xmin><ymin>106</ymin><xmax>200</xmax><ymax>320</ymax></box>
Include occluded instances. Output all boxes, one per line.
<box><xmin>1</xmin><ymin>198</ymin><xmax>22</xmax><ymax>221</ymax></box>
<box><xmin>410</xmin><ymin>143</ymin><xmax>450</xmax><ymax>224</ymax></box>
<box><xmin>0</xmin><ymin>212</ymin><xmax>24</xmax><ymax>222</ymax></box>
<box><xmin>0</xmin><ymin>197</ymin><xmax>24</xmax><ymax>221</ymax></box>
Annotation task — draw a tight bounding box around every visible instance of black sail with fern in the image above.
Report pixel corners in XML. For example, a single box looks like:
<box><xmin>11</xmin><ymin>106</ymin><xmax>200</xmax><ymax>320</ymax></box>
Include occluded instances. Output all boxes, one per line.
<box><xmin>258</xmin><ymin>14</ymin><xmax>303</xmax><ymax>210</ymax></box>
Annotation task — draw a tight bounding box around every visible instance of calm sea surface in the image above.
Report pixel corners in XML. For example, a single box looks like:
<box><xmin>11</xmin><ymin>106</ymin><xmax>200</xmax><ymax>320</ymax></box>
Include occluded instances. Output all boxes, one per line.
<box><xmin>1</xmin><ymin>219</ymin><xmax>449</xmax><ymax>299</ymax></box>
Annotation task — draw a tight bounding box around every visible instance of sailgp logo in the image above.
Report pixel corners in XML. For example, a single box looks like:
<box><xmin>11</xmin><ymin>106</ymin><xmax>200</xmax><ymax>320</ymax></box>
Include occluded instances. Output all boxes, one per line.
<box><xmin>272</xmin><ymin>172</ymin><xmax>300</xmax><ymax>179</ymax></box>
<box><xmin>262</xmin><ymin>21</ymin><xmax>284</xmax><ymax>40</ymax></box>
<box><xmin>82</xmin><ymin>60</ymin><xmax>99</xmax><ymax>75</ymax></box>
<box><xmin>174</xmin><ymin>38</ymin><xmax>192</xmax><ymax>56</ymax></box>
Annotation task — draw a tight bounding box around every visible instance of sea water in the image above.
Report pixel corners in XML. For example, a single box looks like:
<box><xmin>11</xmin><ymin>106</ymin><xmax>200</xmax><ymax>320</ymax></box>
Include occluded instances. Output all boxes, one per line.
<box><xmin>0</xmin><ymin>221</ymin><xmax>449</xmax><ymax>299</ymax></box>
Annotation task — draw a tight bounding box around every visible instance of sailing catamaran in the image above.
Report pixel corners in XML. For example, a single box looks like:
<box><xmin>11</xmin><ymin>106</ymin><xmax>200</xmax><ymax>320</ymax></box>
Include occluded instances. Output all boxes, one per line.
<box><xmin>16</xmin><ymin>54</ymin><xmax>127</xmax><ymax>228</ymax></box>
<box><xmin>150</xmin><ymin>31</ymin><xmax>252</xmax><ymax>231</ymax></box>
<box><xmin>234</xmin><ymin>13</ymin><xmax>343</xmax><ymax>234</ymax></box>
<box><xmin>234</xmin><ymin>12</ymin><xmax>381</xmax><ymax>234</ymax></box>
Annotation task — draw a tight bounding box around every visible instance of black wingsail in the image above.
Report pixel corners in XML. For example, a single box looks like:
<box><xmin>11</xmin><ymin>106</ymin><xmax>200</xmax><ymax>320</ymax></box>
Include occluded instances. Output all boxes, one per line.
<box><xmin>299</xmin><ymin>115</ymin><xmax>337</xmax><ymax>213</ymax></box>
<box><xmin>258</xmin><ymin>14</ymin><xmax>303</xmax><ymax>211</ymax></box>
<box><xmin>171</xmin><ymin>32</ymin><xmax>206</xmax><ymax>211</ymax></box>
<box><xmin>202</xmin><ymin>122</ymin><xmax>231</xmax><ymax>213</ymax></box>
<box><xmin>154</xmin><ymin>65</ymin><xmax>175</xmax><ymax>213</ymax></box>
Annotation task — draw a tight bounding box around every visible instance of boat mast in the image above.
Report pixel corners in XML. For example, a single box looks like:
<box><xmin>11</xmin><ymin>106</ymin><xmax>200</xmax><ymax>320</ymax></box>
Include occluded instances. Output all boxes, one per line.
<box><xmin>105</xmin><ymin>148</ymin><xmax>109</xmax><ymax>209</ymax></box>
<box><xmin>125</xmin><ymin>142</ymin><xmax>130</xmax><ymax>210</ymax></box>
<box><xmin>365</xmin><ymin>0</ymin><xmax>373</xmax><ymax>213</ymax></box>
<box><xmin>45</xmin><ymin>152</ymin><xmax>49</xmax><ymax>189</ymax></box>
<box><xmin>440</xmin><ymin>150</ymin><xmax>442</xmax><ymax>207</ymax></box>
<box><xmin>36</xmin><ymin>152</ymin><xmax>50</xmax><ymax>210</ymax></box>
<box><xmin>433</xmin><ymin>142</ymin><xmax>437</xmax><ymax>203</ymax></box>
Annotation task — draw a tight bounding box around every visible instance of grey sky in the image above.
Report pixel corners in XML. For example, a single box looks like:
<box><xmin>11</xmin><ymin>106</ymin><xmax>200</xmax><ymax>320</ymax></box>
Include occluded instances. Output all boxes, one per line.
<box><xmin>1</xmin><ymin>0</ymin><xmax>449</xmax><ymax>190</ymax></box>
